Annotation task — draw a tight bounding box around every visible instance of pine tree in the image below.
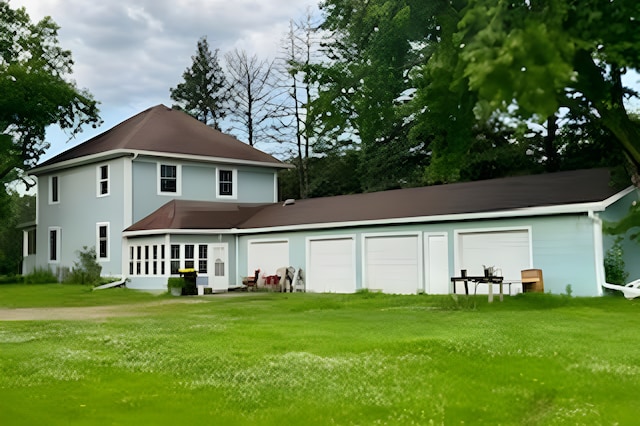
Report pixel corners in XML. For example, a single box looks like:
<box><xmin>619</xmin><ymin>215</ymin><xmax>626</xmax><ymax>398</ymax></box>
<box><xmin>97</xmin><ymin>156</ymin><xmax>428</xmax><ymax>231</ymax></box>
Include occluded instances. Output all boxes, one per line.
<box><xmin>170</xmin><ymin>36</ymin><xmax>229</xmax><ymax>130</ymax></box>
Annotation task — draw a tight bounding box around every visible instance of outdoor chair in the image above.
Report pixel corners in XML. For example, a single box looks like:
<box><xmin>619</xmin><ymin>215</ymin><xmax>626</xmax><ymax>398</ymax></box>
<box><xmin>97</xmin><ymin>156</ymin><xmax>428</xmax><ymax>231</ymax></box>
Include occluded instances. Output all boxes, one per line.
<box><xmin>243</xmin><ymin>269</ymin><xmax>260</xmax><ymax>291</ymax></box>
<box><xmin>602</xmin><ymin>279</ymin><xmax>640</xmax><ymax>299</ymax></box>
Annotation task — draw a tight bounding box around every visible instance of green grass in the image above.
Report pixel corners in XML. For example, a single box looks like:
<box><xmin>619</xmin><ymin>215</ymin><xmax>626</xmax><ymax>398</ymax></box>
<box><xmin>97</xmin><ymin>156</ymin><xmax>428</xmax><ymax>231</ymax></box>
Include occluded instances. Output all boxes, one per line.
<box><xmin>1</xmin><ymin>286</ymin><xmax>639</xmax><ymax>425</ymax></box>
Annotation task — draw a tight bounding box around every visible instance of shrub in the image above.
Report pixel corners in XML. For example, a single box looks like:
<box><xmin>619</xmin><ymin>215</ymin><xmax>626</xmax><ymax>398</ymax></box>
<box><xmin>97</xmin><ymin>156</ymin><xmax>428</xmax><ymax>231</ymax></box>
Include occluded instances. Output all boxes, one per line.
<box><xmin>167</xmin><ymin>277</ymin><xmax>186</xmax><ymax>289</ymax></box>
<box><xmin>604</xmin><ymin>238</ymin><xmax>629</xmax><ymax>286</ymax></box>
<box><xmin>23</xmin><ymin>267</ymin><xmax>58</xmax><ymax>284</ymax></box>
<box><xmin>66</xmin><ymin>246</ymin><xmax>102</xmax><ymax>285</ymax></box>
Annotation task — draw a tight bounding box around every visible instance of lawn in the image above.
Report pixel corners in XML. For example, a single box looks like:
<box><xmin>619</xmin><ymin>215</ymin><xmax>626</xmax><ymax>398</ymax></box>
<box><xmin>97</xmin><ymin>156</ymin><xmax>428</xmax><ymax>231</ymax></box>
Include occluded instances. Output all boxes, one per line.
<box><xmin>1</xmin><ymin>284</ymin><xmax>639</xmax><ymax>425</ymax></box>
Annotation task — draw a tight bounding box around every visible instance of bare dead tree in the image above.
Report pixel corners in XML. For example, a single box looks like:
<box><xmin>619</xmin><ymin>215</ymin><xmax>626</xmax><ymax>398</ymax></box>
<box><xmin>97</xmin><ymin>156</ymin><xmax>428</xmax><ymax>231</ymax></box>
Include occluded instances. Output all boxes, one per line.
<box><xmin>224</xmin><ymin>49</ymin><xmax>279</xmax><ymax>147</ymax></box>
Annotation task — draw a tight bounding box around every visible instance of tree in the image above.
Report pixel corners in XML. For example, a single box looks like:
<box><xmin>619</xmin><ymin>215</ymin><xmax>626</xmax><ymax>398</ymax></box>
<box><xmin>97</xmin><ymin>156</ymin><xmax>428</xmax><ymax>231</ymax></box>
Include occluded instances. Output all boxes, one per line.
<box><xmin>0</xmin><ymin>1</ymin><xmax>100</xmax><ymax>190</ymax></box>
<box><xmin>0</xmin><ymin>190</ymin><xmax>35</xmax><ymax>275</ymax></box>
<box><xmin>273</xmin><ymin>13</ymin><xmax>323</xmax><ymax>198</ymax></box>
<box><xmin>224</xmin><ymin>49</ymin><xmax>277</xmax><ymax>147</ymax></box>
<box><xmin>170</xmin><ymin>36</ymin><xmax>229</xmax><ymax>130</ymax></box>
<box><xmin>456</xmin><ymin>0</ymin><xmax>640</xmax><ymax>179</ymax></box>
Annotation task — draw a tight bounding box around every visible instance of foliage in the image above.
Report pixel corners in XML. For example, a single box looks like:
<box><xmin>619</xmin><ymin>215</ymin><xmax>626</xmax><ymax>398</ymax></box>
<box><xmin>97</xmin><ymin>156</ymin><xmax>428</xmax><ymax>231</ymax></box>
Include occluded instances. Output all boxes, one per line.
<box><xmin>22</xmin><ymin>267</ymin><xmax>58</xmax><ymax>284</ymax></box>
<box><xmin>0</xmin><ymin>1</ymin><xmax>100</xmax><ymax>190</ymax></box>
<box><xmin>170</xmin><ymin>36</ymin><xmax>229</xmax><ymax>130</ymax></box>
<box><xmin>0</xmin><ymin>291</ymin><xmax>639</xmax><ymax>424</ymax></box>
<box><xmin>65</xmin><ymin>246</ymin><xmax>102</xmax><ymax>285</ymax></box>
<box><xmin>0</xmin><ymin>190</ymin><xmax>35</xmax><ymax>275</ymax></box>
<box><xmin>167</xmin><ymin>277</ymin><xmax>185</xmax><ymax>289</ymax></box>
<box><xmin>604</xmin><ymin>238</ymin><xmax>629</xmax><ymax>286</ymax></box>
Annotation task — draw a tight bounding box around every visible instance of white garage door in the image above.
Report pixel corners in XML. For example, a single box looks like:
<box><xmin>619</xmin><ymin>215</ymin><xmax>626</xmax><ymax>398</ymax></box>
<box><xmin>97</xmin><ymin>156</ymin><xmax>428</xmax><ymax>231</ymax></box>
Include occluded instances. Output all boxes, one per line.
<box><xmin>457</xmin><ymin>229</ymin><xmax>531</xmax><ymax>294</ymax></box>
<box><xmin>247</xmin><ymin>240</ymin><xmax>289</xmax><ymax>277</ymax></box>
<box><xmin>364</xmin><ymin>235</ymin><xmax>420</xmax><ymax>294</ymax></box>
<box><xmin>307</xmin><ymin>237</ymin><xmax>356</xmax><ymax>293</ymax></box>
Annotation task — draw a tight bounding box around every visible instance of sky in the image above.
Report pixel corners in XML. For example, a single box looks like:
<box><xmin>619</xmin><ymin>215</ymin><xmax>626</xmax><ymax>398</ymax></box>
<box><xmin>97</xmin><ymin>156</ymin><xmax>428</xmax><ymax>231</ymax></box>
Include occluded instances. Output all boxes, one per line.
<box><xmin>10</xmin><ymin>0</ymin><xmax>320</xmax><ymax>162</ymax></box>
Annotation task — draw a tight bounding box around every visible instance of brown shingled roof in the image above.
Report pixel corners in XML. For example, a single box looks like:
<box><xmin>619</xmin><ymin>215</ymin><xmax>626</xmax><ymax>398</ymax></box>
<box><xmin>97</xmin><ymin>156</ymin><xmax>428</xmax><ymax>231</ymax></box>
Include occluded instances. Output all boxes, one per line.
<box><xmin>33</xmin><ymin>104</ymin><xmax>286</xmax><ymax>171</ymax></box>
<box><xmin>126</xmin><ymin>168</ymin><xmax>623</xmax><ymax>233</ymax></box>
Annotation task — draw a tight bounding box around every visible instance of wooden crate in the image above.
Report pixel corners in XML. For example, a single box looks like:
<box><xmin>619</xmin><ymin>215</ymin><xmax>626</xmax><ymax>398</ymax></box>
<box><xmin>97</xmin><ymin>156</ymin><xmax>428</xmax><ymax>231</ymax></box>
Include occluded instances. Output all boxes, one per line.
<box><xmin>521</xmin><ymin>269</ymin><xmax>544</xmax><ymax>293</ymax></box>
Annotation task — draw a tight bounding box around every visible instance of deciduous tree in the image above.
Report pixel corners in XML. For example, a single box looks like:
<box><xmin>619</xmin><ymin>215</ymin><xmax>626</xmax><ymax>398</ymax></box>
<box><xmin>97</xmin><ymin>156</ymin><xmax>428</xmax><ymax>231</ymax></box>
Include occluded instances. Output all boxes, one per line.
<box><xmin>0</xmin><ymin>1</ymin><xmax>100</xmax><ymax>190</ymax></box>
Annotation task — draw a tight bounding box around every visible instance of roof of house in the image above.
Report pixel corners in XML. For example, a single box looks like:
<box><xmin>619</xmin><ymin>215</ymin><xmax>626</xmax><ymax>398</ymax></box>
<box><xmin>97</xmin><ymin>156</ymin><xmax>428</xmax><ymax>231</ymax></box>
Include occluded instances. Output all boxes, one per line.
<box><xmin>125</xmin><ymin>168</ymin><xmax>627</xmax><ymax>233</ymax></box>
<box><xmin>30</xmin><ymin>104</ymin><xmax>286</xmax><ymax>173</ymax></box>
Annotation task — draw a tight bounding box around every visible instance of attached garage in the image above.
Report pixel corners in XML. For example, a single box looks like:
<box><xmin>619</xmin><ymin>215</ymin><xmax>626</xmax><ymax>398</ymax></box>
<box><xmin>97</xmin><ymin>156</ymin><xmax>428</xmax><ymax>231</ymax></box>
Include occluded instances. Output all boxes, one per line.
<box><xmin>456</xmin><ymin>228</ymin><xmax>532</xmax><ymax>294</ymax></box>
<box><xmin>364</xmin><ymin>234</ymin><xmax>421</xmax><ymax>294</ymax></box>
<box><xmin>247</xmin><ymin>239</ymin><xmax>289</xmax><ymax>277</ymax></box>
<box><xmin>306</xmin><ymin>236</ymin><xmax>356</xmax><ymax>293</ymax></box>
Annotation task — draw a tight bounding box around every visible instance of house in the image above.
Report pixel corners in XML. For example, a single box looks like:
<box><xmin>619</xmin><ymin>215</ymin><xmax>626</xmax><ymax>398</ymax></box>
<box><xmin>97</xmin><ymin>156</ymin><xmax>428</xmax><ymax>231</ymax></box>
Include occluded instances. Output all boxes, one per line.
<box><xmin>24</xmin><ymin>105</ymin><xmax>639</xmax><ymax>296</ymax></box>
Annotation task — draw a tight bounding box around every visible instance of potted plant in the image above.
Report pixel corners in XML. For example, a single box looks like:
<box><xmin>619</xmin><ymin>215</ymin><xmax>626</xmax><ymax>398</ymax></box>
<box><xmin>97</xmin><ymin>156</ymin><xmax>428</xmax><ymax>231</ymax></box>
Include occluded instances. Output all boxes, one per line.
<box><xmin>167</xmin><ymin>277</ymin><xmax>185</xmax><ymax>296</ymax></box>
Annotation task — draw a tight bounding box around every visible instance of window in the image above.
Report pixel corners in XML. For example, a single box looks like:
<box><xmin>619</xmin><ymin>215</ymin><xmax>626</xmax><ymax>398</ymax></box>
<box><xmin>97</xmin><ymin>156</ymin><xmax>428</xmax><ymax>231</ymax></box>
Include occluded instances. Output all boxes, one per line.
<box><xmin>136</xmin><ymin>246</ymin><xmax>142</xmax><ymax>275</ymax></box>
<box><xmin>129</xmin><ymin>246</ymin><xmax>134</xmax><ymax>275</ymax></box>
<box><xmin>216</xmin><ymin>168</ymin><xmax>237</xmax><ymax>198</ymax></box>
<box><xmin>50</xmin><ymin>176</ymin><xmax>59</xmax><ymax>204</ymax></box>
<box><xmin>185</xmin><ymin>244</ymin><xmax>195</xmax><ymax>269</ymax></box>
<box><xmin>158</xmin><ymin>164</ymin><xmax>181</xmax><ymax>195</ymax></box>
<box><xmin>214</xmin><ymin>258</ymin><xmax>225</xmax><ymax>277</ymax></box>
<box><xmin>48</xmin><ymin>227</ymin><xmax>60</xmax><ymax>262</ymax></box>
<box><xmin>144</xmin><ymin>246</ymin><xmax>150</xmax><ymax>275</ymax></box>
<box><xmin>198</xmin><ymin>244</ymin><xmax>208</xmax><ymax>274</ymax></box>
<box><xmin>23</xmin><ymin>229</ymin><xmax>36</xmax><ymax>256</ymax></box>
<box><xmin>170</xmin><ymin>244</ymin><xmax>180</xmax><ymax>274</ymax></box>
<box><xmin>97</xmin><ymin>223</ymin><xmax>109</xmax><ymax>260</ymax></box>
<box><xmin>219</xmin><ymin>170</ymin><xmax>233</xmax><ymax>196</ymax></box>
<box><xmin>97</xmin><ymin>165</ymin><xmax>110</xmax><ymax>196</ymax></box>
<box><xmin>161</xmin><ymin>245</ymin><xmax>166</xmax><ymax>275</ymax></box>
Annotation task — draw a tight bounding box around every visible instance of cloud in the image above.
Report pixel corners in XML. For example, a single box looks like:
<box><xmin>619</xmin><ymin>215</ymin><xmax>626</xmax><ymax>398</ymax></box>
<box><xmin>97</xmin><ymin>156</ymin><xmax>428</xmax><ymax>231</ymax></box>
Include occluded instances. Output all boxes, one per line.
<box><xmin>9</xmin><ymin>0</ymin><xmax>319</xmax><ymax>159</ymax></box>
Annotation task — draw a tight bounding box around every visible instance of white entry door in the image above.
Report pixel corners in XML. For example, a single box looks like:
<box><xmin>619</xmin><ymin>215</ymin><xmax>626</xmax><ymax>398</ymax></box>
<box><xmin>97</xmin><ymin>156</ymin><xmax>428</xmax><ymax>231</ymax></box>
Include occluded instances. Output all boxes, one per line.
<box><xmin>209</xmin><ymin>243</ymin><xmax>229</xmax><ymax>291</ymax></box>
<box><xmin>424</xmin><ymin>233</ymin><xmax>449</xmax><ymax>294</ymax></box>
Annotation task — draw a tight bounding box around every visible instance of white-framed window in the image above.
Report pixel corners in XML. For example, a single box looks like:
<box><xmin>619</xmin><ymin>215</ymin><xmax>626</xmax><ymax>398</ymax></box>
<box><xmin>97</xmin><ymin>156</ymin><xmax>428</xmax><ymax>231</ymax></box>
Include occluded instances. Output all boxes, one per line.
<box><xmin>49</xmin><ymin>176</ymin><xmax>60</xmax><ymax>204</ymax></box>
<box><xmin>158</xmin><ymin>163</ymin><xmax>181</xmax><ymax>195</ymax></box>
<box><xmin>97</xmin><ymin>164</ymin><xmax>110</xmax><ymax>197</ymax></box>
<box><xmin>198</xmin><ymin>244</ymin><xmax>208</xmax><ymax>274</ymax></box>
<box><xmin>48</xmin><ymin>226</ymin><xmax>61</xmax><ymax>263</ymax></box>
<box><xmin>216</xmin><ymin>168</ymin><xmax>237</xmax><ymax>199</ymax></box>
<box><xmin>23</xmin><ymin>228</ymin><xmax>36</xmax><ymax>256</ymax></box>
<box><xmin>96</xmin><ymin>222</ymin><xmax>110</xmax><ymax>261</ymax></box>
<box><xmin>170</xmin><ymin>244</ymin><xmax>180</xmax><ymax>274</ymax></box>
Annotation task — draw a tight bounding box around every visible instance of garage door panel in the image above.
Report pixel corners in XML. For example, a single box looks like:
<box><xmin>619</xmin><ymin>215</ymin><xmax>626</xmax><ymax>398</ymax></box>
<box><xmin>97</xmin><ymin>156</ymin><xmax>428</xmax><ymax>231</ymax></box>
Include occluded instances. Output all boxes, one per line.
<box><xmin>364</xmin><ymin>235</ymin><xmax>420</xmax><ymax>294</ymax></box>
<box><xmin>458</xmin><ymin>230</ymin><xmax>530</xmax><ymax>295</ymax></box>
<box><xmin>307</xmin><ymin>238</ymin><xmax>355</xmax><ymax>293</ymax></box>
<box><xmin>248</xmin><ymin>241</ymin><xmax>289</xmax><ymax>277</ymax></box>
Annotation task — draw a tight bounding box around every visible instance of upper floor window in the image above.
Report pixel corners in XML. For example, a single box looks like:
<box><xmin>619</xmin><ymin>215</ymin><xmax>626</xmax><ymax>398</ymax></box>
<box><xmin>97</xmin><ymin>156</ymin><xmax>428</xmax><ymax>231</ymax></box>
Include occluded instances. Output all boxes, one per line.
<box><xmin>158</xmin><ymin>163</ymin><xmax>181</xmax><ymax>195</ymax></box>
<box><xmin>49</xmin><ymin>176</ymin><xmax>59</xmax><ymax>204</ymax></box>
<box><xmin>97</xmin><ymin>223</ymin><xmax>109</xmax><ymax>261</ymax></box>
<box><xmin>216</xmin><ymin>168</ymin><xmax>237</xmax><ymax>199</ymax></box>
<box><xmin>97</xmin><ymin>164</ymin><xmax>110</xmax><ymax>197</ymax></box>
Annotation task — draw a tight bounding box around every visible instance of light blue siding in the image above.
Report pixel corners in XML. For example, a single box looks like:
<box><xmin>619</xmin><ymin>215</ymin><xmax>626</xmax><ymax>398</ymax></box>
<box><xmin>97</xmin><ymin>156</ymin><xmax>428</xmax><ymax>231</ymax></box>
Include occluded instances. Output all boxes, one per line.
<box><xmin>600</xmin><ymin>190</ymin><xmax>640</xmax><ymax>281</ymax></box>
<box><xmin>34</xmin><ymin>158</ymin><xmax>127</xmax><ymax>278</ymax></box>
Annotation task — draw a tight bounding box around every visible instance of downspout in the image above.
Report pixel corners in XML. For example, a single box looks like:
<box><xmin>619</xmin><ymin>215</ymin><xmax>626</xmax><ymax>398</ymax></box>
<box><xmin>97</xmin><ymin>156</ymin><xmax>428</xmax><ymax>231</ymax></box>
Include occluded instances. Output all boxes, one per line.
<box><xmin>588</xmin><ymin>210</ymin><xmax>606</xmax><ymax>295</ymax></box>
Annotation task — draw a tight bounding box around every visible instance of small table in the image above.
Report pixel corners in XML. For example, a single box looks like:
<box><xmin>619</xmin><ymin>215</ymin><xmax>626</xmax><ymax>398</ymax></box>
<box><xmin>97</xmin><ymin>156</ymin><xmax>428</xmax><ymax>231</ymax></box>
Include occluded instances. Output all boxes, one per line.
<box><xmin>450</xmin><ymin>274</ymin><xmax>505</xmax><ymax>302</ymax></box>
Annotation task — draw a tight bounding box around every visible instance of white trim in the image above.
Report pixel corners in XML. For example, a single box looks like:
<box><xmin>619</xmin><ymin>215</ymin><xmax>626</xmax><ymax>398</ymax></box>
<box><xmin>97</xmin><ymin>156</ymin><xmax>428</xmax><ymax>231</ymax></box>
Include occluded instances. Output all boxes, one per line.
<box><xmin>96</xmin><ymin>164</ymin><xmax>110</xmax><ymax>197</ymax></box>
<box><xmin>48</xmin><ymin>175</ymin><xmax>60</xmax><ymax>205</ymax></box>
<box><xmin>273</xmin><ymin>173</ymin><xmax>278</xmax><ymax>203</ymax></box>
<box><xmin>96</xmin><ymin>222</ymin><xmax>110</xmax><ymax>262</ymax></box>
<box><xmin>123</xmin><ymin>157</ymin><xmax>133</xmax><ymax>228</ymax></box>
<box><xmin>361</xmin><ymin>231</ymin><xmax>423</xmax><ymax>293</ymax></box>
<box><xmin>157</xmin><ymin>162</ymin><xmax>182</xmax><ymax>196</ymax></box>
<box><xmin>453</xmin><ymin>226</ymin><xmax>533</xmax><ymax>277</ymax></box>
<box><xmin>306</xmin><ymin>234</ymin><xmax>357</xmax><ymax>293</ymax></box>
<box><xmin>28</xmin><ymin>149</ymin><xmax>292</xmax><ymax>175</ymax></box>
<box><xmin>215</xmin><ymin>167</ymin><xmax>238</xmax><ymax>200</ymax></box>
<box><xmin>590</xmin><ymin>211</ymin><xmax>606</xmax><ymax>295</ymax></box>
<box><xmin>48</xmin><ymin>226</ymin><xmax>61</xmax><ymax>263</ymax></box>
<box><xmin>600</xmin><ymin>186</ymin><xmax>636</xmax><ymax>209</ymax></box>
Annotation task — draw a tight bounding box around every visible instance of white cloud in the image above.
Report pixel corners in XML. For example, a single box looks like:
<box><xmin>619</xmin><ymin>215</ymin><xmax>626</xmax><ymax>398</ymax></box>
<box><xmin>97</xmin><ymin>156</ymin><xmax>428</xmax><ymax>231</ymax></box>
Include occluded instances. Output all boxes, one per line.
<box><xmin>9</xmin><ymin>0</ymin><xmax>319</xmax><ymax>159</ymax></box>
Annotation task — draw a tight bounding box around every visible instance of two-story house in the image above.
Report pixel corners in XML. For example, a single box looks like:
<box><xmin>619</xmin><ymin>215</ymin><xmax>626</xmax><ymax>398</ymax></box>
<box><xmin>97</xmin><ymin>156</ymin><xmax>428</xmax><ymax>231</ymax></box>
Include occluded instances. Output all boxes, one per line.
<box><xmin>24</xmin><ymin>105</ymin><xmax>639</xmax><ymax>296</ymax></box>
<box><xmin>25</xmin><ymin>104</ymin><xmax>289</xmax><ymax>290</ymax></box>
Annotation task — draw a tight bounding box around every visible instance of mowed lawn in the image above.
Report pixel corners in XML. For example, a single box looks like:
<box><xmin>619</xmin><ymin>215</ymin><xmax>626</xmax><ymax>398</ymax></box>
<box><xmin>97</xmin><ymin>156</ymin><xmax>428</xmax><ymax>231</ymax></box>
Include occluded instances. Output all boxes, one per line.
<box><xmin>1</xmin><ymin>285</ymin><xmax>639</xmax><ymax>425</ymax></box>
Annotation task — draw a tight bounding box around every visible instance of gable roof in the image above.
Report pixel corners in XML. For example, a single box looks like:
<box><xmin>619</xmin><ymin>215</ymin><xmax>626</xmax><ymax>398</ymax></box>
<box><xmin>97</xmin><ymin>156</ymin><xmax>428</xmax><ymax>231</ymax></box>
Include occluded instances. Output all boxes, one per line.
<box><xmin>30</xmin><ymin>104</ymin><xmax>287</xmax><ymax>174</ymax></box>
<box><xmin>125</xmin><ymin>168</ymin><xmax>630</xmax><ymax>235</ymax></box>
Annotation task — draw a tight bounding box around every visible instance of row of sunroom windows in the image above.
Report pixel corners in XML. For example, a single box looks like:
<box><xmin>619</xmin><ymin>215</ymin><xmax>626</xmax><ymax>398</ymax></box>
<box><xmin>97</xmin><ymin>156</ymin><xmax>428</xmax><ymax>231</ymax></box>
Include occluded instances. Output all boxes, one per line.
<box><xmin>128</xmin><ymin>244</ymin><xmax>224</xmax><ymax>277</ymax></box>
